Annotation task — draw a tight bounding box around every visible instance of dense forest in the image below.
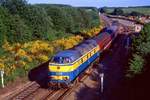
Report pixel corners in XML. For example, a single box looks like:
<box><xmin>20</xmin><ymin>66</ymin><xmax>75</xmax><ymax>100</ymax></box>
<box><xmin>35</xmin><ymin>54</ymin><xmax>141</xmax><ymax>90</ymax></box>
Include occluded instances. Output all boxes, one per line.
<box><xmin>0</xmin><ymin>0</ymin><xmax>101</xmax><ymax>84</ymax></box>
<box><xmin>0</xmin><ymin>0</ymin><xmax>100</xmax><ymax>45</ymax></box>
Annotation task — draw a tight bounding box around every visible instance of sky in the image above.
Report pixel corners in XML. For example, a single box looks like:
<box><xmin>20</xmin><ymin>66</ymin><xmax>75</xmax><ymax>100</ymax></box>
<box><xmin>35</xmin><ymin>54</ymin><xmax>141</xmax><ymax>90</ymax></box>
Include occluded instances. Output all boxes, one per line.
<box><xmin>28</xmin><ymin>0</ymin><xmax>150</xmax><ymax>7</ymax></box>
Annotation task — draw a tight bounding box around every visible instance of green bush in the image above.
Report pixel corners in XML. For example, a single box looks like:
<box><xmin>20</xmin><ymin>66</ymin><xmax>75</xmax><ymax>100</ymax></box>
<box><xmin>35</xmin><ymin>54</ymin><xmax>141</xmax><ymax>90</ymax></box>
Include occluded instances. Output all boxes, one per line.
<box><xmin>128</xmin><ymin>23</ymin><xmax>150</xmax><ymax>77</ymax></box>
<box><xmin>129</xmin><ymin>54</ymin><xmax>144</xmax><ymax>75</ymax></box>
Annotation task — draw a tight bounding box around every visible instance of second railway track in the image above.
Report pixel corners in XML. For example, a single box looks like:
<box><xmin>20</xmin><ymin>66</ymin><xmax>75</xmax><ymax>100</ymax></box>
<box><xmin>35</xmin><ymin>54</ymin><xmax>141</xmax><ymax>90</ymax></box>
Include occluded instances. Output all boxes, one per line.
<box><xmin>9</xmin><ymin>82</ymin><xmax>40</xmax><ymax>100</ymax></box>
<box><xmin>43</xmin><ymin>70</ymin><xmax>91</xmax><ymax>100</ymax></box>
<box><xmin>7</xmin><ymin>55</ymin><xmax>98</xmax><ymax>100</ymax></box>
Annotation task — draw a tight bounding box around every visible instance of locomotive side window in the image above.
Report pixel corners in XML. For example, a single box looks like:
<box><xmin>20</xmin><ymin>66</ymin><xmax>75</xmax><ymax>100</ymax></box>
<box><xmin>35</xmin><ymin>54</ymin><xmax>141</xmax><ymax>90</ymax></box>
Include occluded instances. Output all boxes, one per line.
<box><xmin>87</xmin><ymin>54</ymin><xmax>89</xmax><ymax>59</ymax></box>
<box><xmin>94</xmin><ymin>49</ymin><xmax>96</xmax><ymax>53</ymax></box>
<box><xmin>81</xmin><ymin>58</ymin><xmax>84</xmax><ymax>63</ymax></box>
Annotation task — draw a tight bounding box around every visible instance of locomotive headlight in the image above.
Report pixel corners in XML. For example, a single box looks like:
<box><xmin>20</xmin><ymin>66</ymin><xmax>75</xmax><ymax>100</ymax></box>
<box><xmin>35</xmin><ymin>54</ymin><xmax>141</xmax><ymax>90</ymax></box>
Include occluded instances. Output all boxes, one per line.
<box><xmin>49</xmin><ymin>76</ymin><xmax>69</xmax><ymax>80</ymax></box>
<box><xmin>57</xmin><ymin>66</ymin><xmax>60</xmax><ymax>69</ymax></box>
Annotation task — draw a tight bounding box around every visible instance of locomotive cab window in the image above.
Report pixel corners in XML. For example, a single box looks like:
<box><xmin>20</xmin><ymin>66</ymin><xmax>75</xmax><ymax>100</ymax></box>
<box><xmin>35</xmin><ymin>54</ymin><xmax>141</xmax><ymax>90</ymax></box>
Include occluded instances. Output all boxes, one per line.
<box><xmin>51</xmin><ymin>56</ymin><xmax>72</xmax><ymax>64</ymax></box>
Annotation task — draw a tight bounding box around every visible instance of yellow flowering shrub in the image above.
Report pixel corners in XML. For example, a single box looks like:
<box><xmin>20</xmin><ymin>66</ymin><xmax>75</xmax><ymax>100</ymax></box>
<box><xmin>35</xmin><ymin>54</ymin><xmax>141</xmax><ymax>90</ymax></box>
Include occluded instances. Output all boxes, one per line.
<box><xmin>26</xmin><ymin>55</ymin><xmax>33</xmax><ymax>62</ymax></box>
<box><xmin>16</xmin><ymin>49</ymin><xmax>26</xmax><ymax>57</ymax></box>
<box><xmin>0</xmin><ymin>63</ymin><xmax>4</xmax><ymax>70</ymax></box>
<box><xmin>81</xmin><ymin>26</ymin><xmax>103</xmax><ymax>37</ymax></box>
<box><xmin>0</xmin><ymin>58</ymin><xmax>5</xmax><ymax>70</ymax></box>
<box><xmin>2</xmin><ymin>41</ymin><xmax>13</xmax><ymax>52</ymax></box>
<box><xmin>19</xmin><ymin>61</ymin><xmax>26</xmax><ymax>66</ymax></box>
<box><xmin>52</xmin><ymin>35</ymin><xmax>83</xmax><ymax>50</ymax></box>
<box><xmin>38</xmin><ymin>55</ymin><xmax>49</xmax><ymax>62</ymax></box>
<box><xmin>1</xmin><ymin>34</ymin><xmax>84</xmax><ymax>80</ymax></box>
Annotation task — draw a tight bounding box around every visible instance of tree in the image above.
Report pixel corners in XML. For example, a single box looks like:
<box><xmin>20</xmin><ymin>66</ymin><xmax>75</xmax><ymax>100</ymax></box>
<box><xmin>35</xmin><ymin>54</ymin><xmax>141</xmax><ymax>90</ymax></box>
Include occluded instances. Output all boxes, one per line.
<box><xmin>0</xmin><ymin>19</ymin><xmax>6</xmax><ymax>46</ymax></box>
<box><xmin>6</xmin><ymin>15</ymin><xmax>31</xmax><ymax>43</ymax></box>
<box><xmin>99</xmin><ymin>7</ymin><xmax>107</xmax><ymax>13</ymax></box>
<box><xmin>112</xmin><ymin>8</ymin><xmax>124</xmax><ymax>15</ymax></box>
<box><xmin>129</xmin><ymin>54</ymin><xmax>144</xmax><ymax>75</ymax></box>
<box><xmin>78</xmin><ymin>8</ymin><xmax>92</xmax><ymax>28</ymax></box>
<box><xmin>22</xmin><ymin>5</ymin><xmax>53</xmax><ymax>39</ymax></box>
<box><xmin>46</xmin><ymin>6</ymin><xmax>68</xmax><ymax>32</ymax></box>
<box><xmin>60</xmin><ymin>7</ymin><xmax>75</xmax><ymax>33</ymax></box>
<box><xmin>128</xmin><ymin>23</ymin><xmax>150</xmax><ymax>76</ymax></box>
<box><xmin>0</xmin><ymin>0</ymin><xmax>27</xmax><ymax>14</ymax></box>
<box><xmin>0</xmin><ymin>6</ymin><xmax>9</xmax><ymax>46</ymax></box>
<box><xmin>129</xmin><ymin>11</ymin><xmax>144</xmax><ymax>16</ymax></box>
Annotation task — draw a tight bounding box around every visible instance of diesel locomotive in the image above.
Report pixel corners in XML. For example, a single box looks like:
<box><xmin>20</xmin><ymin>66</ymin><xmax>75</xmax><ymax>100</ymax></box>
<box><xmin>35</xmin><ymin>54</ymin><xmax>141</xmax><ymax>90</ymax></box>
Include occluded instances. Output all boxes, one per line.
<box><xmin>48</xmin><ymin>24</ymin><xmax>122</xmax><ymax>88</ymax></box>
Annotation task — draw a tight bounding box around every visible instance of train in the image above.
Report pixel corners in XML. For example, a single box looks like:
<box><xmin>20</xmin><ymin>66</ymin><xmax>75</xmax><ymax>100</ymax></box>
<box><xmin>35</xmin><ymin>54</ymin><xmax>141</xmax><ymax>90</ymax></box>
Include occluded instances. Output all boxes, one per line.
<box><xmin>48</xmin><ymin>23</ymin><xmax>123</xmax><ymax>88</ymax></box>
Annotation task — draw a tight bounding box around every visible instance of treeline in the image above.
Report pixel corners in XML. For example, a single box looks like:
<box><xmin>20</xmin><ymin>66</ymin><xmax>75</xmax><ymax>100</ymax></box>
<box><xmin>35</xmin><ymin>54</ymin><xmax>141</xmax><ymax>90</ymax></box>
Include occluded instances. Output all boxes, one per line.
<box><xmin>0</xmin><ymin>0</ymin><xmax>100</xmax><ymax>46</ymax></box>
<box><xmin>101</xmin><ymin>6</ymin><xmax>150</xmax><ymax>9</ymax></box>
<box><xmin>128</xmin><ymin>23</ymin><xmax>150</xmax><ymax>76</ymax></box>
<box><xmin>100</xmin><ymin>6</ymin><xmax>150</xmax><ymax>16</ymax></box>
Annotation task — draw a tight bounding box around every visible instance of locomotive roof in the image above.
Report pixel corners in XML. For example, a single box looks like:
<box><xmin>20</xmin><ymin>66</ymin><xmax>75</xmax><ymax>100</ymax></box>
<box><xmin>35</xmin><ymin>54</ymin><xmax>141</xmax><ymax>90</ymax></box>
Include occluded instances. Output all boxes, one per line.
<box><xmin>84</xmin><ymin>39</ymin><xmax>97</xmax><ymax>45</ymax></box>
<box><xmin>53</xmin><ymin>39</ymin><xmax>98</xmax><ymax>62</ymax></box>
<box><xmin>55</xmin><ymin>50</ymin><xmax>80</xmax><ymax>57</ymax></box>
<box><xmin>54</xmin><ymin>50</ymin><xmax>81</xmax><ymax>61</ymax></box>
<box><xmin>73</xmin><ymin>39</ymin><xmax>97</xmax><ymax>55</ymax></box>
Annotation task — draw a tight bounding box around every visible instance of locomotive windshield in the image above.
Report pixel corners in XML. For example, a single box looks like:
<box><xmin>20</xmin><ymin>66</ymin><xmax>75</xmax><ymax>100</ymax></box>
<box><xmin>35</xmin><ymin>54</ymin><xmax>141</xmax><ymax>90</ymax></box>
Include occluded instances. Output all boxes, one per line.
<box><xmin>50</xmin><ymin>56</ymin><xmax>72</xmax><ymax>64</ymax></box>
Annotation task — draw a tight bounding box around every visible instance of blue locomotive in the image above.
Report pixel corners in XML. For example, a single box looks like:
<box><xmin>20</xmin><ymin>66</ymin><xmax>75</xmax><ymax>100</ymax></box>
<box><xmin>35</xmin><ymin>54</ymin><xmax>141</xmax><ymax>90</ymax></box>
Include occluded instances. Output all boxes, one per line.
<box><xmin>48</xmin><ymin>25</ymin><xmax>120</xmax><ymax>88</ymax></box>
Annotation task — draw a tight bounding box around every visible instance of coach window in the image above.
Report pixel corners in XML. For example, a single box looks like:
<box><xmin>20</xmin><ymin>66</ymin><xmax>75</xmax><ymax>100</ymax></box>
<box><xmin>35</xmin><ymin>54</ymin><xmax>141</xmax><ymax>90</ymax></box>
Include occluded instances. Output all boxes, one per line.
<box><xmin>87</xmin><ymin>54</ymin><xmax>89</xmax><ymax>59</ymax></box>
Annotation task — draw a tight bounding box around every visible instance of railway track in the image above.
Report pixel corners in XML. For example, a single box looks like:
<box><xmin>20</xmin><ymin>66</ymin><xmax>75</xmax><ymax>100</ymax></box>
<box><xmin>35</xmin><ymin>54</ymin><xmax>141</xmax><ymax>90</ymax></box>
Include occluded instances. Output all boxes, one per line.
<box><xmin>6</xmin><ymin>71</ymin><xmax>90</xmax><ymax>100</ymax></box>
<box><xmin>44</xmin><ymin>89</ymin><xmax>69</xmax><ymax>100</ymax></box>
<box><xmin>9</xmin><ymin>82</ymin><xmax>40</xmax><ymax>100</ymax></box>
<box><xmin>43</xmin><ymin>69</ymin><xmax>91</xmax><ymax>100</ymax></box>
<box><xmin>6</xmin><ymin>58</ymin><xmax>96</xmax><ymax>100</ymax></box>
